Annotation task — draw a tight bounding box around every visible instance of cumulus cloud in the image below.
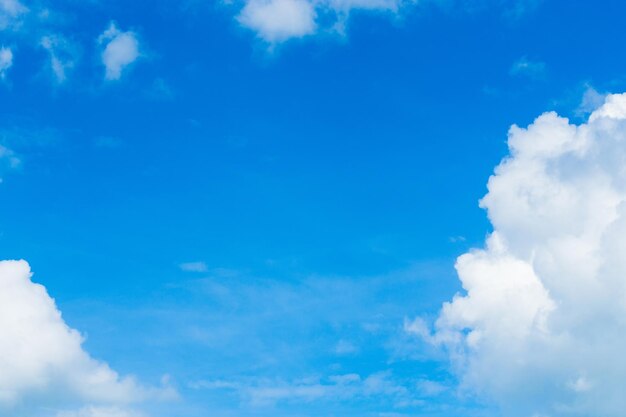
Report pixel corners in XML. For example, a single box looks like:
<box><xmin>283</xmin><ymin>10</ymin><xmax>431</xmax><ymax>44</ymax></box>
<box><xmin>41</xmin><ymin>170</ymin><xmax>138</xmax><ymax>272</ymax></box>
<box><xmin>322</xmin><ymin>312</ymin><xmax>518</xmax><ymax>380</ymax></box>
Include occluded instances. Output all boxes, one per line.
<box><xmin>98</xmin><ymin>22</ymin><xmax>140</xmax><ymax>81</ymax></box>
<box><xmin>237</xmin><ymin>0</ymin><xmax>399</xmax><ymax>43</ymax></box>
<box><xmin>0</xmin><ymin>260</ymin><xmax>171</xmax><ymax>414</ymax></box>
<box><xmin>409</xmin><ymin>93</ymin><xmax>626</xmax><ymax>416</ymax></box>
<box><xmin>334</xmin><ymin>339</ymin><xmax>359</xmax><ymax>355</ymax></box>
<box><xmin>238</xmin><ymin>0</ymin><xmax>317</xmax><ymax>43</ymax></box>
<box><xmin>0</xmin><ymin>46</ymin><xmax>12</xmax><ymax>79</ymax></box>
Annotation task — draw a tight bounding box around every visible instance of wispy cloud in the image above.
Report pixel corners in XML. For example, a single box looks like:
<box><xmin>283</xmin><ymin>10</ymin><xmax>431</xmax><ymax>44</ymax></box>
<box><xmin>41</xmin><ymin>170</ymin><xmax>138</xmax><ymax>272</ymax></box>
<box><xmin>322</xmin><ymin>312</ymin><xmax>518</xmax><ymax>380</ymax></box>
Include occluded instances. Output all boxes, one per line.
<box><xmin>334</xmin><ymin>339</ymin><xmax>359</xmax><ymax>355</ymax></box>
<box><xmin>179</xmin><ymin>261</ymin><xmax>209</xmax><ymax>273</ymax></box>
<box><xmin>190</xmin><ymin>371</ymin><xmax>443</xmax><ymax>408</ymax></box>
<box><xmin>56</xmin><ymin>406</ymin><xmax>145</xmax><ymax>417</ymax></box>
<box><xmin>0</xmin><ymin>143</ymin><xmax>20</xmax><ymax>182</ymax></box>
<box><xmin>509</xmin><ymin>56</ymin><xmax>546</xmax><ymax>79</ymax></box>
<box><xmin>0</xmin><ymin>0</ymin><xmax>27</xmax><ymax>30</ymax></box>
<box><xmin>40</xmin><ymin>35</ymin><xmax>78</xmax><ymax>84</ymax></box>
<box><xmin>0</xmin><ymin>46</ymin><xmax>12</xmax><ymax>79</ymax></box>
<box><xmin>576</xmin><ymin>85</ymin><xmax>607</xmax><ymax>116</ymax></box>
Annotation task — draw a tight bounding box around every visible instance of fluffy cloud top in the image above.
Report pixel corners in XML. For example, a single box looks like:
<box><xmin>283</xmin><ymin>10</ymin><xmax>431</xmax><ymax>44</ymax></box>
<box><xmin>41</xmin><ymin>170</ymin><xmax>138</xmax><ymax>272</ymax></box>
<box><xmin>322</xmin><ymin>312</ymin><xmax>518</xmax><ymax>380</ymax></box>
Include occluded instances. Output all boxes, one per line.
<box><xmin>0</xmin><ymin>46</ymin><xmax>12</xmax><ymax>79</ymax></box>
<box><xmin>238</xmin><ymin>0</ymin><xmax>317</xmax><ymax>43</ymax></box>
<box><xmin>237</xmin><ymin>0</ymin><xmax>399</xmax><ymax>43</ymax></box>
<box><xmin>98</xmin><ymin>23</ymin><xmax>140</xmax><ymax>81</ymax></box>
<box><xmin>0</xmin><ymin>260</ymin><xmax>166</xmax><ymax>413</ymax></box>
<box><xmin>410</xmin><ymin>93</ymin><xmax>626</xmax><ymax>416</ymax></box>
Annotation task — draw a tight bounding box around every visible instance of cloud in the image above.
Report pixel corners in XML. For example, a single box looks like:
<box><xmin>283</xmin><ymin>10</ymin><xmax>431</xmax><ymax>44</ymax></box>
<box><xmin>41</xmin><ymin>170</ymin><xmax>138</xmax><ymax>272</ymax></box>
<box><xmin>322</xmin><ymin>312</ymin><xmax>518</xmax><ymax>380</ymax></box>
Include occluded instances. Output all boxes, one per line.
<box><xmin>576</xmin><ymin>85</ymin><xmax>607</xmax><ymax>117</ymax></box>
<box><xmin>0</xmin><ymin>144</ymin><xmax>20</xmax><ymax>182</ymax></box>
<box><xmin>0</xmin><ymin>46</ymin><xmax>12</xmax><ymax>79</ymax></box>
<box><xmin>236</xmin><ymin>0</ymin><xmax>399</xmax><ymax>43</ymax></box>
<box><xmin>179</xmin><ymin>261</ymin><xmax>209</xmax><ymax>273</ymax></box>
<box><xmin>147</xmin><ymin>78</ymin><xmax>174</xmax><ymax>100</ymax></box>
<box><xmin>334</xmin><ymin>339</ymin><xmax>359</xmax><ymax>355</ymax></box>
<box><xmin>238</xmin><ymin>0</ymin><xmax>317</xmax><ymax>43</ymax></box>
<box><xmin>509</xmin><ymin>56</ymin><xmax>546</xmax><ymax>79</ymax></box>
<box><xmin>56</xmin><ymin>406</ymin><xmax>145</xmax><ymax>417</ymax></box>
<box><xmin>40</xmin><ymin>35</ymin><xmax>77</xmax><ymax>83</ymax></box>
<box><xmin>0</xmin><ymin>260</ymin><xmax>172</xmax><ymax>414</ymax></box>
<box><xmin>191</xmin><ymin>371</ymin><xmax>427</xmax><ymax>408</ymax></box>
<box><xmin>236</xmin><ymin>0</ymin><xmax>539</xmax><ymax>44</ymax></box>
<box><xmin>409</xmin><ymin>92</ymin><xmax>626</xmax><ymax>416</ymax></box>
<box><xmin>0</xmin><ymin>0</ymin><xmax>27</xmax><ymax>30</ymax></box>
<box><xmin>98</xmin><ymin>22</ymin><xmax>140</xmax><ymax>81</ymax></box>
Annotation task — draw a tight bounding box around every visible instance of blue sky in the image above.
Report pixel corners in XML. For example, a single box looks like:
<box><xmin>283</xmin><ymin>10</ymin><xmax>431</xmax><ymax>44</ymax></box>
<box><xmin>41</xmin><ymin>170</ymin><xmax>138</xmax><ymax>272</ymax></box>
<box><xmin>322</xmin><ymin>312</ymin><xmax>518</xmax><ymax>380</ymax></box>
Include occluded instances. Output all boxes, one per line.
<box><xmin>3</xmin><ymin>1</ymin><xmax>626</xmax><ymax>416</ymax></box>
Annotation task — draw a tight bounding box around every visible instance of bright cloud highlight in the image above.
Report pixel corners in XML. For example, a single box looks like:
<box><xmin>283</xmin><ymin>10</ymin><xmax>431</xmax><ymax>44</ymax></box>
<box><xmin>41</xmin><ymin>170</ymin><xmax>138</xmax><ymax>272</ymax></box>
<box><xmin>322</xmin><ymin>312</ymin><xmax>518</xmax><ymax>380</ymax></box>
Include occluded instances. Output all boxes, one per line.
<box><xmin>237</xmin><ymin>0</ymin><xmax>399</xmax><ymax>43</ymax></box>
<box><xmin>0</xmin><ymin>260</ymin><xmax>168</xmax><ymax>414</ymax></box>
<box><xmin>238</xmin><ymin>0</ymin><xmax>317</xmax><ymax>43</ymax></box>
<box><xmin>98</xmin><ymin>23</ymin><xmax>140</xmax><ymax>81</ymax></box>
<box><xmin>409</xmin><ymin>92</ymin><xmax>626</xmax><ymax>416</ymax></box>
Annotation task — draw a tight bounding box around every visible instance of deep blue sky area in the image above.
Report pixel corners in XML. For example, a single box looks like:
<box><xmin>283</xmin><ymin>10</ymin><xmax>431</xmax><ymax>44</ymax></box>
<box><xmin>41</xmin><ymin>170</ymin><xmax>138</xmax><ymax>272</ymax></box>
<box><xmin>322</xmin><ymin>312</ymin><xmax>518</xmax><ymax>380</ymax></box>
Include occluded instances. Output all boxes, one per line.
<box><xmin>1</xmin><ymin>1</ymin><xmax>625</xmax><ymax>416</ymax></box>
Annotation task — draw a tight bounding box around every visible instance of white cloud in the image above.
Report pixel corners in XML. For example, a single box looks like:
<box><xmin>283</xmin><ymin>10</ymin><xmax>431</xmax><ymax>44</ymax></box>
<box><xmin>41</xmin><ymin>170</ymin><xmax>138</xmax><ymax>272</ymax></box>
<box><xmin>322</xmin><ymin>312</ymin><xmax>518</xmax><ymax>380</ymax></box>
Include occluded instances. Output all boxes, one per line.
<box><xmin>0</xmin><ymin>260</ymin><xmax>171</xmax><ymax>413</ymax></box>
<box><xmin>56</xmin><ymin>406</ymin><xmax>145</xmax><ymax>417</ymax></box>
<box><xmin>0</xmin><ymin>46</ymin><xmax>12</xmax><ymax>79</ymax></box>
<box><xmin>0</xmin><ymin>0</ymin><xmax>27</xmax><ymax>30</ymax></box>
<box><xmin>40</xmin><ymin>35</ymin><xmax>77</xmax><ymax>83</ymax></box>
<box><xmin>510</xmin><ymin>56</ymin><xmax>546</xmax><ymax>79</ymax></box>
<box><xmin>576</xmin><ymin>85</ymin><xmax>607</xmax><ymax>116</ymax></box>
<box><xmin>328</xmin><ymin>0</ymin><xmax>398</xmax><ymax>12</ymax></box>
<box><xmin>179</xmin><ymin>261</ymin><xmax>208</xmax><ymax>273</ymax></box>
<box><xmin>238</xmin><ymin>0</ymin><xmax>317</xmax><ymax>43</ymax></box>
<box><xmin>236</xmin><ymin>0</ymin><xmax>398</xmax><ymax>43</ymax></box>
<box><xmin>0</xmin><ymin>144</ymin><xmax>19</xmax><ymax>182</ymax></box>
<box><xmin>409</xmin><ymin>92</ymin><xmax>626</xmax><ymax>416</ymax></box>
<box><xmin>192</xmin><ymin>371</ymin><xmax>423</xmax><ymax>408</ymax></box>
<box><xmin>98</xmin><ymin>22</ymin><xmax>140</xmax><ymax>81</ymax></box>
<box><xmin>235</xmin><ymin>0</ymin><xmax>538</xmax><ymax>44</ymax></box>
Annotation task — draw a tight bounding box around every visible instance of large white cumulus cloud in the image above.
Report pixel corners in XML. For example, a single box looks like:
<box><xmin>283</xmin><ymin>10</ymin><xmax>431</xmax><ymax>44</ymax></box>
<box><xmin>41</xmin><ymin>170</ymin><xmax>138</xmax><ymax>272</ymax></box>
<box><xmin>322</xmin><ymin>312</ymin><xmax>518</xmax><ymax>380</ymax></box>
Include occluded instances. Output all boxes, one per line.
<box><xmin>0</xmin><ymin>260</ymin><xmax>165</xmax><ymax>414</ymax></box>
<box><xmin>412</xmin><ymin>93</ymin><xmax>626</xmax><ymax>416</ymax></box>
